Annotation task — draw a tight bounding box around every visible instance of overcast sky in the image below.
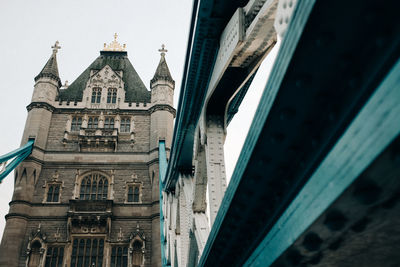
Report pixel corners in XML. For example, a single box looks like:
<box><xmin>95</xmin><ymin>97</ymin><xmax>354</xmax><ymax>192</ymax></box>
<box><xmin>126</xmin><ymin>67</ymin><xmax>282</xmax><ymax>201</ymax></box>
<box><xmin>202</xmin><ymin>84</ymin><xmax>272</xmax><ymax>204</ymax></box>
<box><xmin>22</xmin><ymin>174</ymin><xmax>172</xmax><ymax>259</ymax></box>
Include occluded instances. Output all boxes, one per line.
<box><xmin>0</xmin><ymin>0</ymin><xmax>279</xmax><ymax>241</ymax></box>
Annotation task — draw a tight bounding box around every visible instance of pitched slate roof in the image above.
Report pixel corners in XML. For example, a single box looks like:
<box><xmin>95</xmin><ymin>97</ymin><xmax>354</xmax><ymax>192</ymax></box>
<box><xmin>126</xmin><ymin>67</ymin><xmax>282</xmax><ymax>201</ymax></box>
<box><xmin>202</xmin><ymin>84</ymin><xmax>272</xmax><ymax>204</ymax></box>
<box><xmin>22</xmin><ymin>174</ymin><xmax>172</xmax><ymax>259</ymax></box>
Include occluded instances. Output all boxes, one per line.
<box><xmin>35</xmin><ymin>52</ymin><xmax>62</xmax><ymax>87</ymax></box>
<box><xmin>58</xmin><ymin>51</ymin><xmax>150</xmax><ymax>102</ymax></box>
<box><xmin>151</xmin><ymin>54</ymin><xmax>174</xmax><ymax>86</ymax></box>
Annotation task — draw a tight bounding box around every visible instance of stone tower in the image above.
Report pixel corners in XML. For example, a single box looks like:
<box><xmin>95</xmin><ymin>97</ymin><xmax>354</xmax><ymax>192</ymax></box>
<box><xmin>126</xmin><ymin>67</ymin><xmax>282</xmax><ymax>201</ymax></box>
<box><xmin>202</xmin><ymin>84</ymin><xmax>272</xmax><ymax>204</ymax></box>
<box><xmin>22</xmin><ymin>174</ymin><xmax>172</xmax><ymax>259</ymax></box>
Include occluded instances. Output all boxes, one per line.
<box><xmin>0</xmin><ymin>37</ymin><xmax>175</xmax><ymax>267</ymax></box>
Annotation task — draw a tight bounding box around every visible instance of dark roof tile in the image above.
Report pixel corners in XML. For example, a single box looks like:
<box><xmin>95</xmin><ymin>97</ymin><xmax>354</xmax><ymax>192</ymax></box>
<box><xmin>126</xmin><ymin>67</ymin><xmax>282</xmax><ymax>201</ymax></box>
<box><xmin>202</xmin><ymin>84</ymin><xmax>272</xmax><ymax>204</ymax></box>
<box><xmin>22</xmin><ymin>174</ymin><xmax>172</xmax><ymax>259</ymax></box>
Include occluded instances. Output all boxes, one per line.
<box><xmin>58</xmin><ymin>51</ymin><xmax>150</xmax><ymax>102</ymax></box>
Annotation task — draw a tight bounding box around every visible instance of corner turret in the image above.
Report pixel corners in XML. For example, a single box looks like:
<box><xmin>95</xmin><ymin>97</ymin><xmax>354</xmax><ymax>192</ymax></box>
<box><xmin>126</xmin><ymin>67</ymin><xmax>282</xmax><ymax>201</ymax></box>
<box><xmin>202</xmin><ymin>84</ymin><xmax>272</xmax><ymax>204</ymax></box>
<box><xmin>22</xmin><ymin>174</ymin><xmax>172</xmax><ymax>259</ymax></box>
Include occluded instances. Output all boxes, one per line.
<box><xmin>31</xmin><ymin>41</ymin><xmax>61</xmax><ymax>103</ymax></box>
<box><xmin>150</xmin><ymin>45</ymin><xmax>175</xmax><ymax>106</ymax></box>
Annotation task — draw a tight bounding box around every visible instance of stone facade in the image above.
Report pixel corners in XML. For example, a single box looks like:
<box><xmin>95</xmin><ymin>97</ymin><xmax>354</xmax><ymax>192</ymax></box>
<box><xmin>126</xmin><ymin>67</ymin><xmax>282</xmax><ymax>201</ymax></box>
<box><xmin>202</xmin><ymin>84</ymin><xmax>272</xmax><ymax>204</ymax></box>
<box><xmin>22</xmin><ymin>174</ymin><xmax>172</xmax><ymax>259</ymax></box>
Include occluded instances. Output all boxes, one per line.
<box><xmin>0</xmin><ymin>41</ymin><xmax>175</xmax><ymax>267</ymax></box>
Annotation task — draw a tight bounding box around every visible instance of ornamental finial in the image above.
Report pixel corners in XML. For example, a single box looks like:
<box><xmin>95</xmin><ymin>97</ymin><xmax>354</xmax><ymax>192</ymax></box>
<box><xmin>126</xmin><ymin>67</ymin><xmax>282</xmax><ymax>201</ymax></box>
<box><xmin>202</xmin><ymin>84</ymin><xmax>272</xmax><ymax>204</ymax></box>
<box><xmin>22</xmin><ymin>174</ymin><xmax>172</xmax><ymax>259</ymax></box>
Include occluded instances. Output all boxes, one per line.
<box><xmin>159</xmin><ymin>44</ymin><xmax>168</xmax><ymax>56</ymax></box>
<box><xmin>103</xmin><ymin>33</ymin><xmax>126</xmax><ymax>51</ymax></box>
<box><xmin>51</xmin><ymin>41</ymin><xmax>61</xmax><ymax>54</ymax></box>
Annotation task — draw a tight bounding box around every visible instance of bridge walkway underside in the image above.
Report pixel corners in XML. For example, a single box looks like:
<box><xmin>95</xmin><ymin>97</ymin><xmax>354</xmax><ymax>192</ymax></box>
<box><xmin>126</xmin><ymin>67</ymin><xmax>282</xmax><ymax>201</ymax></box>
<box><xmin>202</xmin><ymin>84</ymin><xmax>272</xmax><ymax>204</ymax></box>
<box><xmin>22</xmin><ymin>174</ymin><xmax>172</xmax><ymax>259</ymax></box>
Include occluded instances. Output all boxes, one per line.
<box><xmin>198</xmin><ymin>0</ymin><xmax>400</xmax><ymax>266</ymax></box>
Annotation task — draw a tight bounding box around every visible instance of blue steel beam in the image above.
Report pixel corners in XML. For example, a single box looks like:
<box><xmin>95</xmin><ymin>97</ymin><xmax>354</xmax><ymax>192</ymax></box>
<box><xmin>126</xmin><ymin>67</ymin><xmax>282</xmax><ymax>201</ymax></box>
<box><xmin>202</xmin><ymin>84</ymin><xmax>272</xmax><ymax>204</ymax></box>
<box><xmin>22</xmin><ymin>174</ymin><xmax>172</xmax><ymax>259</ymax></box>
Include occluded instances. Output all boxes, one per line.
<box><xmin>158</xmin><ymin>140</ymin><xmax>169</xmax><ymax>266</ymax></box>
<box><xmin>165</xmin><ymin>0</ymin><xmax>250</xmax><ymax>191</ymax></box>
<box><xmin>244</xmin><ymin>57</ymin><xmax>400</xmax><ymax>267</ymax></box>
<box><xmin>198</xmin><ymin>0</ymin><xmax>400</xmax><ymax>265</ymax></box>
<box><xmin>0</xmin><ymin>140</ymin><xmax>34</xmax><ymax>182</ymax></box>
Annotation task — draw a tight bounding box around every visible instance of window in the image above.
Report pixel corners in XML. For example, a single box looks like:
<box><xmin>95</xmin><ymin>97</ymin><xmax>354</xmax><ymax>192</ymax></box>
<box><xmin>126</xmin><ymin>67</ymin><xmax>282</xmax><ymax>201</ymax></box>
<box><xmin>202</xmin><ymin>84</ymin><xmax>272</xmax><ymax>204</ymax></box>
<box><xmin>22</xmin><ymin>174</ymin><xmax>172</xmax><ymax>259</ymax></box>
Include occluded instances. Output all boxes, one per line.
<box><xmin>127</xmin><ymin>185</ymin><xmax>140</xmax><ymax>203</ymax></box>
<box><xmin>70</xmin><ymin>238</ymin><xmax>104</xmax><ymax>267</ymax></box>
<box><xmin>71</xmin><ymin>117</ymin><xmax>82</xmax><ymax>131</ymax></box>
<box><xmin>80</xmin><ymin>173</ymin><xmax>108</xmax><ymax>200</ymax></box>
<box><xmin>45</xmin><ymin>246</ymin><xmax>64</xmax><ymax>267</ymax></box>
<box><xmin>104</xmin><ymin>118</ymin><xmax>115</xmax><ymax>129</ymax></box>
<box><xmin>47</xmin><ymin>184</ymin><xmax>60</xmax><ymax>202</ymax></box>
<box><xmin>110</xmin><ymin>246</ymin><xmax>128</xmax><ymax>267</ymax></box>
<box><xmin>120</xmin><ymin>118</ymin><xmax>131</xmax><ymax>133</ymax></box>
<box><xmin>107</xmin><ymin>88</ymin><xmax>117</xmax><ymax>103</ymax></box>
<box><xmin>88</xmin><ymin>117</ymin><xmax>98</xmax><ymax>129</ymax></box>
<box><xmin>91</xmin><ymin>88</ymin><xmax>102</xmax><ymax>103</ymax></box>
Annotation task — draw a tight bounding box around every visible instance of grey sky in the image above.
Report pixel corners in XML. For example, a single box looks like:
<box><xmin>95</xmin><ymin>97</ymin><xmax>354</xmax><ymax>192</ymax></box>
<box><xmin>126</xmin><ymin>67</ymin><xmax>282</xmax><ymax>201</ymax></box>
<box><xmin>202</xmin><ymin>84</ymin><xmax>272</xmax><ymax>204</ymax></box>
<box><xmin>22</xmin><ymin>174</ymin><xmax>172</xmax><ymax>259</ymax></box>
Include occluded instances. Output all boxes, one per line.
<box><xmin>0</xmin><ymin>0</ymin><xmax>279</xmax><ymax>241</ymax></box>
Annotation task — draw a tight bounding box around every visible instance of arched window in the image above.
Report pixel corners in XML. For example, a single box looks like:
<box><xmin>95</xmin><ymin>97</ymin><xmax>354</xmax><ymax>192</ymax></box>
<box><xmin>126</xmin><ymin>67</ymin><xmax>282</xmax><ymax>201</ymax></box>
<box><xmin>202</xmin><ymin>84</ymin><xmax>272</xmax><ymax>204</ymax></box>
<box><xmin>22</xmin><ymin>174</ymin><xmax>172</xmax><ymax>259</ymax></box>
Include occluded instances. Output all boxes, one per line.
<box><xmin>70</xmin><ymin>238</ymin><xmax>104</xmax><ymax>267</ymax></box>
<box><xmin>107</xmin><ymin>88</ymin><xmax>117</xmax><ymax>103</ymax></box>
<box><xmin>120</xmin><ymin>118</ymin><xmax>131</xmax><ymax>133</ymax></box>
<box><xmin>47</xmin><ymin>184</ymin><xmax>60</xmax><ymax>202</ymax></box>
<box><xmin>45</xmin><ymin>246</ymin><xmax>64</xmax><ymax>267</ymax></box>
<box><xmin>111</xmin><ymin>246</ymin><xmax>128</xmax><ymax>267</ymax></box>
<box><xmin>134</xmin><ymin>187</ymin><xmax>140</xmax><ymax>202</ymax></box>
<box><xmin>104</xmin><ymin>118</ymin><xmax>115</xmax><ymax>129</ymax></box>
<box><xmin>127</xmin><ymin>185</ymin><xmax>141</xmax><ymax>203</ymax></box>
<box><xmin>79</xmin><ymin>173</ymin><xmax>108</xmax><ymax>200</ymax></box>
<box><xmin>128</xmin><ymin>186</ymin><xmax>134</xmax><ymax>202</ymax></box>
<box><xmin>91</xmin><ymin>88</ymin><xmax>102</xmax><ymax>103</ymax></box>
<box><xmin>88</xmin><ymin>117</ymin><xmax>98</xmax><ymax>129</ymax></box>
<box><xmin>132</xmin><ymin>240</ymin><xmax>143</xmax><ymax>267</ymax></box>
<box><xmin>28</xmin><ymin>241</ymin><xmax>42</xmax><ymax>267</ymax></box>
<box><xmin>71</xmin><ymin>117</ymin><xmax>82</xmax><ymax>131</ymax></box>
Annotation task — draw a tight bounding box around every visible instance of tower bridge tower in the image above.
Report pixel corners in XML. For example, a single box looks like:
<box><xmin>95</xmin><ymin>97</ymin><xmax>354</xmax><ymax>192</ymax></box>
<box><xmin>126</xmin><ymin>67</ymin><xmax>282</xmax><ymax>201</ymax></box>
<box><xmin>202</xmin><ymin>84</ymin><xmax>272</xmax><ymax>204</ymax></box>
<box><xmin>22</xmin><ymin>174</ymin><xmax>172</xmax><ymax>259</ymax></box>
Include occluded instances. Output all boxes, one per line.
<box><xmin>0</xmin><ymin>37</ymin><xmax>175</xmax><ymax>267</ymax></box>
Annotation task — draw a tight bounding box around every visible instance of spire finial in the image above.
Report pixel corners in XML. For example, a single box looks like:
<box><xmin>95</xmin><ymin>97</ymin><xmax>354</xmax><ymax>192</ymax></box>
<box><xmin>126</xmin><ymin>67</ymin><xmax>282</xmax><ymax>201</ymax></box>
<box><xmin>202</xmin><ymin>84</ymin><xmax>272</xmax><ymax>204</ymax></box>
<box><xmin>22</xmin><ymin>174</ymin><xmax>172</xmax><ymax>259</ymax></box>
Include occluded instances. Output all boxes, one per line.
<box><xmin>159</xmin><ymin>44</ymin><xmax>168</xmax><ymax>57</ymax></box>
<box><xmin>103</xmin><ymin>33</ymin><xmax>126</xmax><ymax>51</ymax></box>
<box><xmin>51</xmin><ymin>41</ymin><xmax>61</xmax><ymax>55</ymax></box>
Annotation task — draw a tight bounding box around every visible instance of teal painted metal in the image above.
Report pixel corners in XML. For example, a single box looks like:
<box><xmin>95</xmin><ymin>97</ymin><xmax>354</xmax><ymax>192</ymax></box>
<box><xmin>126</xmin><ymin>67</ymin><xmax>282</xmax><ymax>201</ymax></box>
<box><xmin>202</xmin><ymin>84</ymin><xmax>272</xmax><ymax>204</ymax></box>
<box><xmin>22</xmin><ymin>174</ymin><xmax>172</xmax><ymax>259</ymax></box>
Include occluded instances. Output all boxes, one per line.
<box><xmin>0</xmin><ymin>140</ymin><xmax>34</xmax><ymax>182</ymax></box>
<box><xmin>244</xmin><ymin>58</ymin><xmax>400</xmax><ymax>266</ymax></box>
<box><xmin>197</xmin><ymin>0</ymin><xmax>316</xmax><ymax>265</ymax></box>
<box><xmin>158</xmin><ymin>141</ymin><xmax>169</xmax><ymax>266</ymax></box>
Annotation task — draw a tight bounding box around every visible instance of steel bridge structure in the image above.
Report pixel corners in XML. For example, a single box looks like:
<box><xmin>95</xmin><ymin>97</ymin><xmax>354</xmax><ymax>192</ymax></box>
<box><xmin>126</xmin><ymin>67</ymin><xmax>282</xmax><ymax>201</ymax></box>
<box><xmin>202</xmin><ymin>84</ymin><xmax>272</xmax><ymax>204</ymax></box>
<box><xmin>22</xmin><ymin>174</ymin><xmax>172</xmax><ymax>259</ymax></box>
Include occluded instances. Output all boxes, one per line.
<box><xmin>158</xmin><ymin>0</ymin><xmax>400</xmax><ymax>266</ymax></box>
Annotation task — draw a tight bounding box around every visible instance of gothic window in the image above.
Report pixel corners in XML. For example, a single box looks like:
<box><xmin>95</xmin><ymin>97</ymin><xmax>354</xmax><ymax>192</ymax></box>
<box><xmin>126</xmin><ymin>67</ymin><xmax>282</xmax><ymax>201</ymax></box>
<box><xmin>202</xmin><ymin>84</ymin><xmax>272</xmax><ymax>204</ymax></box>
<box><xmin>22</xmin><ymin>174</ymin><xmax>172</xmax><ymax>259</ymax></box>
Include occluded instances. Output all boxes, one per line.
<box><xmin>120</xmin><ymin>118</ymin><xmax>131</xmax><ymax>133</ymax></box>
<box><xmin>71</xmin><ymin>117</ymin><xmax>82</xmax><ymax>131</ymax></box>
<box><xmin>107</xmin><ymin>88</ymin><xmax>117</xmax><ymax>103</ymax></box>
<box><xmin>132</xmin><ymin>240</ymin><xmax>143</xmax><ymax>267</ymax></box>
<box><xmin>88</xmin><ymin>117</ymin><xmax>98</xmax><ymax>129</ymax></box>
<box><xmin>45</xmin><ymin>246</ymin><xmax>64</xmax><ymax>267</ymax></box>
<box><xmin>28</xmin><ymin>241</ymin><xmax>42</xmax><ymax>267</ymax></box>
<box><xmin>127</xmin><ymin>184</ymin><xmax>141</xmax><ymax>203</ymax></box>
<box><xmin>80</xmin><ymin>173</ymin><xmax>108</xmax><ymax>200</ymax></box>
<box><xmin>46</xmin><ymin>184</ymin><xmax>60</xmax><ymax>202</ymax></box>
<box><xmin>110</xmin><ymin>246</ymin><xmax>128</xmax><ymax>267</ymax></box>
<box><xmin>70</xmin><ymin>238</ymin><xmax>104</xmax><ymax>267</ymax></box>
<box><xmin>105</xmin><ymin>118</ymin><xmax>115</xmax><ymax>129</ymax></box>
<box><xmin>91</xmin><ymin>88</ymin><xmax>102</xmax><ymax>103</ymax></box>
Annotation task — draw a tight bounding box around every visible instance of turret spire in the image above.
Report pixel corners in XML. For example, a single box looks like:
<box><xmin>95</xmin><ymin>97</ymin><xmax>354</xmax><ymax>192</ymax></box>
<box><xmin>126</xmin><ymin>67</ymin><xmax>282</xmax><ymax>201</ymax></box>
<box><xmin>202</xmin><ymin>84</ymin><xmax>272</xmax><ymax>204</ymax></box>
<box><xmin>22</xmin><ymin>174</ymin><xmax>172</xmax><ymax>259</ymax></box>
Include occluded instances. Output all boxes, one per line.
<box><xmin>34</xmin><ymin>41</ymin><xmax>61</xmax><ymax>87</ymax></box>
<box><xmin>151</xmin><ymin>44</ymin><xmax>174</xmax><ymax>86</ymax></box>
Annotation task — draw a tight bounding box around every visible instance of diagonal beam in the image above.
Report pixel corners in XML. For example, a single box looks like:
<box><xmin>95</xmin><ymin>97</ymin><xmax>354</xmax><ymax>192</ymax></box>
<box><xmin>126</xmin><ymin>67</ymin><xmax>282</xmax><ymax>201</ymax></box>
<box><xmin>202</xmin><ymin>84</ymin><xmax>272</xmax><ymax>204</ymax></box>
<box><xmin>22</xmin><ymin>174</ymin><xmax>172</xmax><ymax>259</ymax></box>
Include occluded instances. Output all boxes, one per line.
<box><xmin>0</xmin><ymin>140</ymin><xmax>34</xmax><ymax>182</ymax></box>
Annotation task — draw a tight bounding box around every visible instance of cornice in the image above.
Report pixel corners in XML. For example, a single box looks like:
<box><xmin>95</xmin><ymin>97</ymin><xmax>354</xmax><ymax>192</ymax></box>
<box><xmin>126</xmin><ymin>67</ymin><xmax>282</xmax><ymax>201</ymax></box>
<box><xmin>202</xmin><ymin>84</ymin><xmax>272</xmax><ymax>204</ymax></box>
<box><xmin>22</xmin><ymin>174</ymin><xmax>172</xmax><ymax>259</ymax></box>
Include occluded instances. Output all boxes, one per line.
<box><xmin>27</xmin><ymin>102</ymin><xmax>56</xmax><ymax>112</ymax></box>
<box><xmin>149</xmin><ymin>104</ymin><xmax>176</xmax><ymax>117</ymax></box>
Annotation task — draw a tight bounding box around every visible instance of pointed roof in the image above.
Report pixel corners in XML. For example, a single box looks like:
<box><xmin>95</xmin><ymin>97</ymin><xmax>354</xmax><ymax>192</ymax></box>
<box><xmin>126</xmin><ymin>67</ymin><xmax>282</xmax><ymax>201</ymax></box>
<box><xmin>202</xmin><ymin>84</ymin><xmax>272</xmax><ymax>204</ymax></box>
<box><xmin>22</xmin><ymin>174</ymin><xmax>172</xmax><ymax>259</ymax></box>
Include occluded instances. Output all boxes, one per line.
<box><xmin>58</xmin><ymin>51</ymin><xmax>150</xmax><ymax>103</ymax></box>
<box><xmin>35</xmin><ymin>41</ymin><xmax>62</xmax><ymax>87</ymax></box>
<box><xmin>151</xmin><ymin>45</ymin><xmax>174</xmax><ymax>86</ymax></box>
